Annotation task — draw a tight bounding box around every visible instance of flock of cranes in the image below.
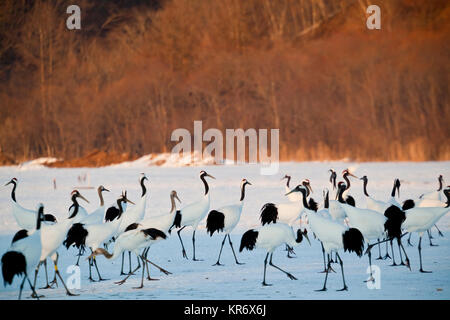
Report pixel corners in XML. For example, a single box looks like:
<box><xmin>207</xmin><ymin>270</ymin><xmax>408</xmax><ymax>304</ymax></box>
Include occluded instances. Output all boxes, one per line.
<box><xmin>1</xmin><ymin>170</ymin><xmax>449</xmax><ymax>299</ymax></box>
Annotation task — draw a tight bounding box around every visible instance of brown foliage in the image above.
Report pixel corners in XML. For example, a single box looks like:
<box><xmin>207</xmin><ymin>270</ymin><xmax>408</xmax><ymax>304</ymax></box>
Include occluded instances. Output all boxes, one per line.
<box><xmin>0</xmin><ymin>0</ymin><xmax>449</xmax><ymax>163</ymax></box>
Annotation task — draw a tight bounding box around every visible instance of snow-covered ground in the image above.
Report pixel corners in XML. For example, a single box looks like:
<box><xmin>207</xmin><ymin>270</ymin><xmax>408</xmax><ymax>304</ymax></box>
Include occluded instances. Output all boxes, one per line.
<box><xmin>0</xmin><ymin>161</ymin><xmax>449</xmax><ymax>300</ymax></box>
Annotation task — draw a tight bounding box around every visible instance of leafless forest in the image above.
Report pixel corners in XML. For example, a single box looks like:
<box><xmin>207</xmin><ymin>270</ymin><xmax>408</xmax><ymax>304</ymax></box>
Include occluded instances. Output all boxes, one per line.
<box><xmin>0</xmin><ymin>0</ymin><xmax>449</xmax><ymax>165</ymax></box>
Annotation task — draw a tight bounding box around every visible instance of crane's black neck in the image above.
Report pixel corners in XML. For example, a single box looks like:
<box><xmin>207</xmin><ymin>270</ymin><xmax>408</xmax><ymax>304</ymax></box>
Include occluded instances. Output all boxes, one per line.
<box><xmin>324</xmin><ymin>190</ymin><xmax>329</xmax><ymax>209</ymax></box>
<box><xmin>299</xmin><ymin>188</ymin><xmax>309</xmax><ymax>209</ymax></box>
<box><xmin>36</xmin><ymin>206</ymin><xmax>43</xmax><ymax>230</ymax></box>
<box><xmin>170</xmin><ymin>195</ymin><xmax>176</xmax><ymax>213</ymax></box>
<box><xmin>438</xmin><ymin>176</ymin><xmax>443</xmax><ymax>192</ymax></box>
<box><xmin>140</xmin><ymin>177</ymin><xmax>147</xmax><ymax>197</ymax></box>
<box><xmin>337</xmin><ymin>186</ymin><xmax>346</xmax><ymax>204</ymax></box>
<box><xmin>390</xmin><ymin>179</ymin><xmax>398</xmax><ymax>198</ymax></box>
<box><xmin>201</xmin><ymin>174</ymin><xmax>209</xmax><ymax>195</ymax></box>
<box><xmin>240</xmin><ymin>182</ymin><xmax>249</xmax><ymax>201</ymax></box>
<box><xmin>10</xmin><ymin>180</ymin><xmax>17</xmax><ymax>202</ymax></box>
<box><xmin>343</xmin><ymin>173</ymin><xmax>351</xmax><ymax>191</ymax></box>
<box><xmin>362</xmin><ymin>177</ymin><xmax>369</xmax><ymax>197</ymax></box>
<box><xmin>68</xmin><ymin>195</ymin><xmax>79</xmax><ymax>219</ymax></box>
<box><xmin>302</xmin><ymin>182</ymin><xmax>311</xmax><ymax>197</ymax></box>
<box><xmin>285</xmin><ymin>176</ymin><xmax>291</xmax><ymax>188</ymax></box>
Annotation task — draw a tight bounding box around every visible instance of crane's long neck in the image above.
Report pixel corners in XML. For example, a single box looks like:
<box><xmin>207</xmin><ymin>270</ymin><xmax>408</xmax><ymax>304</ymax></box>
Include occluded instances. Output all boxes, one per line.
<box><xmin>117</xmin><ymin>199</ymin><xmax>125</xmax><ymax>219</ymax></box>
<box><xmin>300</xmin><ymin>190</ymin><xmax>309</xmax><ymax>209</ymax></box>
<box><xmin>240</xmin><ymin>182</ymin><xmax>249</xmax><ymax>202</ymax></box>
<box><xmin>286</xmin><ymin>176</ymin><xmax>291</xmax><ymax>188</ymax></box>
<box><xmin>98</xmin><ymin>189</ymin><xmax>105</xmax><ymax>207</ymax></box>
<box><xmin>170</xmin><ymin>195</ymin><xmax>176</xmax><ymax>214</ymax></box>
<box><xmin>438</xmin><ymin>176</ymin><xmax>443</xmax><ymax>192</ymax></box>
<box><xmin>444</xmin><ymin>189</ymin><xmax>450</xmax><ymax>208</ymax></box>
<box><xmin>390</xmin><ymin>180</ymin><xmax>397</xmax><ymax>198</ymax></box>
<box><xmin>68</xmin><ymin>196</ymin><xmax>79</xmax><ymax>219</ymax></box>
<box><xmin>343</xmin><ymin>173</ymin><xmax>351</xmax><ymax>191</ymax></box>
<box><xmin>36</xmin><ymin>207</ymin><xmax>43</xmax><ymax>230</ymax></box>
<box><xmin>362</xmin><ymin>178</ymin><xmax>369</xmax><ymax>197</ymax></box>
<box><xmin>337</xmin><ymin>187</ymin><xmax>345</xmax><ymax>204</ymax></box>
<box><xmin>330</xmin><ymin>172</ymin><xmax>337</xmax><ymax>190</ymax></box>
<box><xmin>201</xmin><ymin>175</ymin><xmax>209</xmax><ymax>195</ymax></box>
<box><xmin>10</xmin><ymin>181</ymin><xmax>17</xmax><ymax>202</ymax></box>
<box><xmin>140</xmin><ymin>177</ymin><xmax>147</xmax><ymax>197</ymax></box>
<box><xmin>324</xmin><ymin>191</ymin><xmax>329</xmax><ymax>209</ymax></box>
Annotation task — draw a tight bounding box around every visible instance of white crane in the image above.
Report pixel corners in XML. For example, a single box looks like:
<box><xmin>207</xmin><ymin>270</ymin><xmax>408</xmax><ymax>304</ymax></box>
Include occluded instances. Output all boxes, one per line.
<box><xmin>339</xmin><ymin>202</ymin><xmax>410</xmax><ymax>279</ymax></box>
<box><xmin>360</xmin><ymin>176</ymin><xmax>401</xmax><ymax>259</ymax></box>
<box><xmin>305</xmin><ymin>211</ymin><xmax>364</xmax><ymax>291</ymax></box>
<box><xmin>5</xmin><ymin>178</ymin><xmax>57</xmax><ymax>230</ymax></box>
<box><xmin>31</xmin><ymin>190</ymin><xmax>89</xmax><ymax>295</ymax></box>
<box><xmin>169</xmin><ymin>170</ymin><xmax>215</xmax><ymax>261</ymax></box>
<box><xmin>79</xmin><ymin>186</ymin><xmax>110</xmax><ymax>225</ymax></box>
<box><xmin>1</xmin><ymin>204</ymin><xmax>44</xmax><ymax>300</ymax></box>
<box><xmin>138</xmin><ymin>190</ymin><xmax>181</xmax><ymax>280</ymax></box>
<box><xmin>206</xmin><ymin>179</ymin><xmax>251</xmax><ymax>266</ymax></box>
<box><xmin>419</xmin><ymin>175</ymin><xmax>445</xmax><ymax>201</ymax></box>
<box><xmin>401</xmin><ymin>187</ymin><xmax>450</xmax><ymax>272</ymax></box>
<box><xmin>116</xmin><ymin>174</ymin><xmax>149</xmax><ymax>275</ymax></box>
<box><xmin>87</xmin><ymin>226</ymin><xmax>168</xmax><ymax>289</ymax></box>
<box><xmin>239</xmin><ymin>222</ymin><xmax>310</xmax><ymax>286</ymax></box>
<box><xmin>64</xmin><ymin>192</ymin><xmax>133</xmax><ymax>282</ymax></box>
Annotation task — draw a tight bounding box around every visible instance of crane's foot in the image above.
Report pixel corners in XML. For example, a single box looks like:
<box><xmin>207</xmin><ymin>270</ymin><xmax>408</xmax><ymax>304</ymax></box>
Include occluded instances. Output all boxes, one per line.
<box><xmin>419</xmin><ymin>268</ymin><xmax>432</xmax><ymax>273</ymax></box>
<box><xmin>146</xmin><ymin>277</ymin><xmax>160</xmax><ymax>281</ymax></box>
<box><xmin>337</xmin><ymin>286</ymin><xmax>348</xmax><ymax>291</ymax></box>
<box><xmin>262</xmin><ymin>281</ymin><xmax>272</xmax><ymax>287</ymax></box>
<box><xmin>364</xmin><ymin>276</ymin><xmax>375</xmax><ymax>283</ymax></box>
<box><xmin>287</xmin><ymin>273</ymin><xmax>297</xmax><ymax>280</ymax></box>
<box><xmin>213</xmin><ymin>262</ymin><xmax>224</xmax><ymax>266</ymax></box>
<box><xmin>133</xmin><ymin>285</ymin><xmax>144</xmax><ymax>289</ymax></box>
<box><xmin>315</xmin><ymin>287</ymin><xmax>327</xmax><ymax>292</ymax></box>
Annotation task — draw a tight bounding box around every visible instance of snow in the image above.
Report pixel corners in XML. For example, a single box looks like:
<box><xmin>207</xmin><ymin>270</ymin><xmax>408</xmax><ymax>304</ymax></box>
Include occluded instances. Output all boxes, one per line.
<box><xmin>0</xmin><ymin>161</ymin><xmax>449</xmax><ymax>299</ymax></box>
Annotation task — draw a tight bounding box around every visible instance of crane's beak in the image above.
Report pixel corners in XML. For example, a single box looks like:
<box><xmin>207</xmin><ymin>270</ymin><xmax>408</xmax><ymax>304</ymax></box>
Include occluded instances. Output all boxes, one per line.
<box><xmin>206</xmin><ymin>173</ymin><xmax>216</xmax><ymax>179</ymax></box>
<box><xmin>175</xmin><ymin>194</ymin><xmax>181</xmax><ymax>203</ymax></box>
<box><xmin>78</xmin><ymin>194</ymin><xmax>90</xmax><ymax>204</ymax></box>
<box><xmin>246</xmin><ymin>181</ymin><xmax>252</xmax><ymax>186</ymax></box>
<box><xmin>103</xmin><ymin>188</ymin><xmax>110</xmax><ymax>192</ymax></box>
<box><xmin>348</xmin><ymin>172</ymin><xmax>359</xmax><ymax>179</ymax></box>
<box><xmin>4</xmin><ymin>180</ymin><xmax>12</xmax><ymax>186</ymax></box>
<box><xmin>126</xmin><ymin>198</ymin><xmax>135</xmax><ymax>205</ymax></box>
<box><xmin>285</xmin><ymin>189</ymin><xmax>297</xmax><ymax>196</ymax></box>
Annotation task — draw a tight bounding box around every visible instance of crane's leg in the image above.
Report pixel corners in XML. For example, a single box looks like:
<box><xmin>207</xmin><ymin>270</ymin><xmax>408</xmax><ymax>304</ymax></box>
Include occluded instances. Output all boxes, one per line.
<box><xmin>398</xmin><ymin>238</ymin><xmax>411</xmax><ymax>270</ymax></box>
<box><xmin>27</xmin><ymin>276</ymin><xmax>41</xmax><ymax>300</ymax></box>
<box><xmin>435</xmin><ymin>224</ymin><xmax>444</xmax><ymax>237</ymax></box>
<box><xmin>418</xmin><ymin>236</ymin><xmax>431</xmax><ymax>273</ymax></box>
<box><xmin>427</xmin><ymin>230</ymin><xmax>438</xmax><ymax>247</ymax></box>
<box><xmin>88</xmin><ymin>256</ymin><xmax>96</xmax><ymax>282</ymax></box>
<box><xmin>128</xmin><ymin>251</ymin><xmax>133</xmax><ymax>274</ymax></box>
<box><xmin>92</xmin><ymin>255</ymin><xmax>108</xmax><ymax>281</ymax></box>
<box><xmin>269</xmin><ymin>253</ymin><xmax>297</xmax><ymax>280</ymax></box>
<box><xmin>75</xmin><ymin>247</ymin><xmax>82</xmax><ymax>266</ymax></box>
<box><xmin>120</xmin><ymin>252</ymin><xmax>126</xmax><ymax>275</ymax></box>
<box><xmin>316</xmin><ymin>255</ymin><xmax>331</xmax><ymax>291</ymax></box>
<box><xmin>228</xmin><ymin>234</ymin><xmax>244</xmax><ymax>265</ymax></box>
<box><xmin>364</xmin><ymin>245</ymin><xmax>375</xmax><ymax>283</ymax></box>
<box><xmin>407</xmin><ymin>233</ymin><xmax>413</xmax><ymax>247</ymax></box>
<box><xmin>53</xmin><ymin>257</ymin><xmax>79</xmax><ymax>296</ymax></box>
<box><xmin>397</xmin><ymin>240</ymin><xmax>405</xmax><ymax>266</ymax></box>
<box><xmin>192</xmin><ymin>229</ymin><xmax>203</xmax><ymax>261</ymax></box>
<box><xmin>390</xmin><ymin>240</ymin><xmax>397</xmax><ymax>266</ymax></box>
<box><xmin>32</xmin><ymin>261</ymin><xmax>42</xmax><ymax>290</ymax></box>
<box><xmin>40</xmin><ymin>259</ymin><xmax>52</xmax><ymax>289</ymax></box>
<box><xmin>133</xmin><ymin>256</ymin><xmax>146</xmax><ymax>289</ymax></box>
<box><xmin>177</xmin><ymin>226</ymin><xmax>188</xmax><ymax>259</ymax></box>
<box><xmin>115</xmin><ymin>264</ymin><xmax>141</xmax><ymax>286</ymax></box>
<box><xmin>18</xmin><ymin>276</ymin><xmax>26</xmax><ymax>300</ymax></box>
<box><xmin>262</xmin><ymin>253</ymin><xmax>271</xmax><ymax>286</ymax></box>
<box><xmin>376</xmin><ymin>239</ymin><xmax>383</xmax><ymax>260</ymax></box>
<box><xmin>336</xmin><ymin>253</ymin><xmax>348</xmax><ymax>291</ymax></box>
<box><xmin>319</xmin><ymin>242</ymin><xmax>327</xmax><ymax>273</ymax></box>
<box><xmin>213</xmin><ymin>235</ymin><xmax>227</xmax><ymax>266</ymax></box>
<box><xmin>143</xmin><ymin>248</ymin><xmax>159</xmax><ymax>281</ymax></box>
<box><xmin>383</xmin><ymin>240</ymin><xmax>391</xmax><ymax>259</ymax></box>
